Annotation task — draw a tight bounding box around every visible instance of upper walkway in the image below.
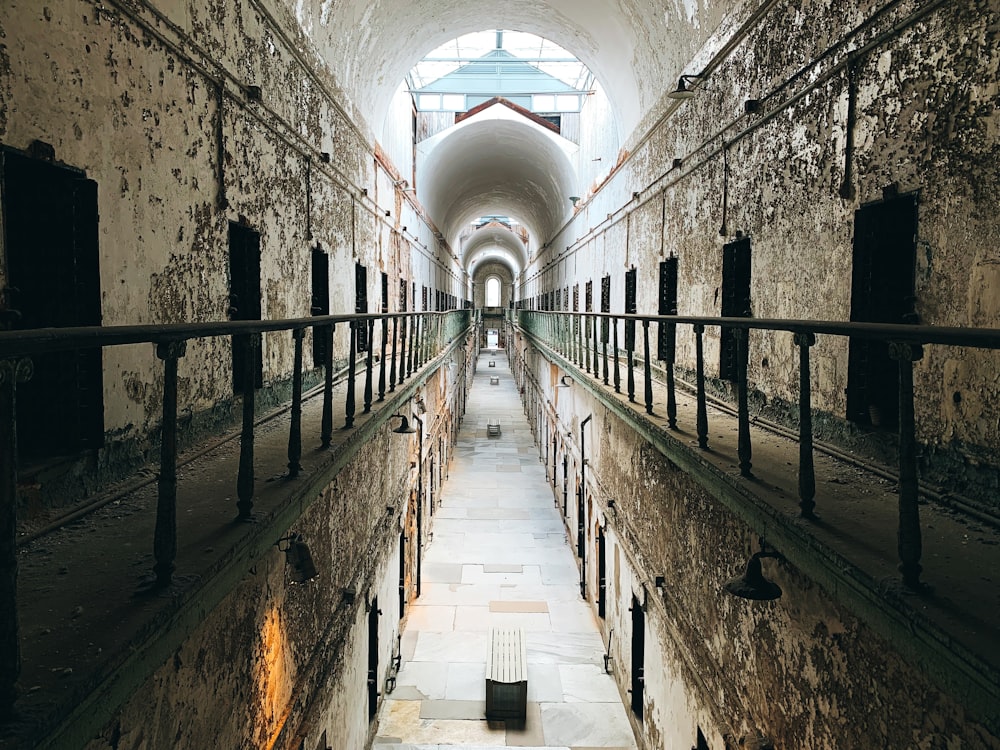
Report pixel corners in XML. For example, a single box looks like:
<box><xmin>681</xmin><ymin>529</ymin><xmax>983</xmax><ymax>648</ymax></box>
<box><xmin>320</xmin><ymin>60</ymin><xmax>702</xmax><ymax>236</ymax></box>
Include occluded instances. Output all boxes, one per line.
<box><xmin>375</xmin><ymin>351</ymin><xmax>636</xmax><ymax>749</ymax></box>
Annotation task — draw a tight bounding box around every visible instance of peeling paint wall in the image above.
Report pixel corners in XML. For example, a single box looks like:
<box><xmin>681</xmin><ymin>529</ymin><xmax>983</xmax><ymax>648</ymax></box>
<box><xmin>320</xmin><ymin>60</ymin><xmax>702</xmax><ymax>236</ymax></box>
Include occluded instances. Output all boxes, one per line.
<box><xmin>526</xmin><ymin>0</ymin><xmax>1000</xmax><ymax>506</ymax></box>
<box><xmin>517</xmin><ymin>336</ymin><xmax>999</xmax><ymax>749</ymax></box>
<box><xmin>1</xmin><ymin>0</ymin><xmax>465</xmax><ymax>507</ymax></box>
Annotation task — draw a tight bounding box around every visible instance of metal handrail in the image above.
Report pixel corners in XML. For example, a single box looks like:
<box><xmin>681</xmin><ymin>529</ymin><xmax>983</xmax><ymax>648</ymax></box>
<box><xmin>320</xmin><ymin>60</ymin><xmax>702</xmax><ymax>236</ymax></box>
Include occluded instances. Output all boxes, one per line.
<box><xmin>516</xmin><ymin>308</ymin><xmax>1000</xmax><ymax>594</ymax></box>
<box><xmin>0</xmin><ymin>308</ymin><xmax>472</xmax><ymax>719</ymax></box>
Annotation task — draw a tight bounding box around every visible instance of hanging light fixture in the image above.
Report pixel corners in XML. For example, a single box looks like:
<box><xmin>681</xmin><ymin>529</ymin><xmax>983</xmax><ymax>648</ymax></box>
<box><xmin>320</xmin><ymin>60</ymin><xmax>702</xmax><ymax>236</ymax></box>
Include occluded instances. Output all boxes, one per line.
<box><xmin>724</xmin><ymin>546</ymin><xmax>783</xmax><ymax>600</ymax></box>
<box><xmin>667</xmin><ymin>75</ymin><xmax>699</xmax><ymax>100</ymax></box>
<box><xmin>276</xmin><ymin>533</ymin><xmax>318</xmax><ymax>583</ymax></box>
<box><xmin>390</xmin><ymin>413</ymin><xmax>416</xmax><ymax>434</ymax></box>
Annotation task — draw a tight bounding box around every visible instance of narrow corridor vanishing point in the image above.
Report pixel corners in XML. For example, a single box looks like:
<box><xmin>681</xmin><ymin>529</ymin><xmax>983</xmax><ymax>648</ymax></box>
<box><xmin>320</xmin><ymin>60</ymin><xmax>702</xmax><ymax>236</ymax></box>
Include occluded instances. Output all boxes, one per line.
<box><xmin>375</xmin><ymin>351</ymin><xmax>637</xmax><ymax>749</ymax></box>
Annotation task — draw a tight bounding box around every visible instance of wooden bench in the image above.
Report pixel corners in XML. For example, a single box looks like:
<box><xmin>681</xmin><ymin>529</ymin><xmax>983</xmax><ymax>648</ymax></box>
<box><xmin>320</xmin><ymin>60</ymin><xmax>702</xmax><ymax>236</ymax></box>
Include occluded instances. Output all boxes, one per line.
<box><xmin>487</xmin><ymin>419</ymin><xmax>501</xmax><ymax>437</ymax></box>
<box><xmin>485</xmin><ymin>627</ymin><xmax>527</xmax><ymax>720</ymax></box>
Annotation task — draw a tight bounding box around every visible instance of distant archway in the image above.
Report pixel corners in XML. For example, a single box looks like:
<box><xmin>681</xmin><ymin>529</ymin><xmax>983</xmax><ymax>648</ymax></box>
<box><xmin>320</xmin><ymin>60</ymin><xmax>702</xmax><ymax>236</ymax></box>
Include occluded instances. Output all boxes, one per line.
<box><xmin>486</xmin><ymin>277</ymin><xmax>501</xmax><ymax>307</ymax></box>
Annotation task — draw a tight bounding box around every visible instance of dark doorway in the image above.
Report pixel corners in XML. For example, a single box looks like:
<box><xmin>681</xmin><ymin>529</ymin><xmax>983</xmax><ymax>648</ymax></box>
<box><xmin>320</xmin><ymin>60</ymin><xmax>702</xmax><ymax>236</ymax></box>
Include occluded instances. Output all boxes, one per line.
<box><xmin>576</xmin><ymin>484</ymin><xmax>585</xmax><ymax>558</ymax></box>
<box><xmin>355</xmin><ymin>262</ymin><xmax>368</xmax><ymax>352</ymax></box>
<box><xmin>624</xmin><ymin>268</ymin><xmax>636</xmax><ymax>350</ymax></box>
<box><xmin>562</xmin><ymin>456</ymin><xmax>569</xmax><ymax>515</ymax></box>
<box><xmin>658</xmin><ymin>258</ymin><xmax>678</xmax><ymax>361</ymax></box>
<box><xmin>367</xmin><ymin>597</ymin><xmax>380</xmax><ymax>722</ymax></box>
<box><xmin>597</xmin><ymin>525</ymin><xmax>607</xmax><ymax>619</ymax></box>
<box><xmin>310</xmin><ymin>245</ymin><xmax>329</xmax><ymax>367</ymax></box>
<box><xmin>2</xmin><ymin>150</ymin><xmax>103</xmax><ymax>462</ymax></box>
<box><xmin>719</xmin><ymin>237</ymin><xmax>751</xmax><ymax>381</ymax></box>
<box><xmin>630</xmin><ymin>595</ymin><xmax>645</xmax><ymax>720</ymax></box>
<box><xmin>229</xmin><ymin>222</ymin><xmax>263</xmax><ymax>393</ymax></box>
<box><xmin>398</xmin><ymin>532</ymin><xmax>407</xmax><ymax>618</ymax></box>
<box><xmin>381</xmin><ymin>272</ymin><xmax>389</xmax><ymax>314</ymax></box>
<box><xmin>847</xmin><ymin>193</ymin><xmax>918</xmax><ymax>430</ymax></box>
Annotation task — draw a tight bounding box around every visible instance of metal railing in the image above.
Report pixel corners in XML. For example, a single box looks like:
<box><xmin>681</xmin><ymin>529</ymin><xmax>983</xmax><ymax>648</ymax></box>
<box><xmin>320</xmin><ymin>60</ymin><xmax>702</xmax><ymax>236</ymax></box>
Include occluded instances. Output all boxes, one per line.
<box><xmin>515</xmin><ymin>309</ymin><xmax>1000</xmax><ymax>591</ymax></box>
<box><xmin>0</xmin><ymin>308</ymin><xmax>470</xmax><ymax>718</ymax></box>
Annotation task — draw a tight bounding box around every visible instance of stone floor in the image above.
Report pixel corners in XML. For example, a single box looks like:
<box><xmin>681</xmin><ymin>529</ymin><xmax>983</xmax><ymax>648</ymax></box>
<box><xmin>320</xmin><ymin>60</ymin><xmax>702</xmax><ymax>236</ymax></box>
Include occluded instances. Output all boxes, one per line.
<box><xmin>373</xmin><ymin>352</ymin><xmax>637</xmax><ymax>750</ymax></box>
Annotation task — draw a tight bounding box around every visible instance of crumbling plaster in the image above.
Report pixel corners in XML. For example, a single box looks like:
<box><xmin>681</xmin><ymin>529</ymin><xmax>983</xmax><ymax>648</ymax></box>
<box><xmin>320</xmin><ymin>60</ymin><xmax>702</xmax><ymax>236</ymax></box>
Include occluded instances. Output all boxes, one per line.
<box><xmin>526</xmin><ymin>356</ymin><xmax>999</xmax><ymax>749</ymax></box>
<box><xmin>525</xmin><ymin>0</ymin><xmax>1000</xmax><ymax>476</ymax></box>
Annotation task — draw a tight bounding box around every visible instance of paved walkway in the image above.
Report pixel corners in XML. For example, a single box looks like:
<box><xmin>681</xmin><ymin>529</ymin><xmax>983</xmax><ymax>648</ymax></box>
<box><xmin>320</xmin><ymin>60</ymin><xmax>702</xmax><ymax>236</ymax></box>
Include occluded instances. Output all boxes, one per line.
<box><xmin>374</xmin><ymin>351</ymin><xmax>636</xmax><ymax>749</ymax></box>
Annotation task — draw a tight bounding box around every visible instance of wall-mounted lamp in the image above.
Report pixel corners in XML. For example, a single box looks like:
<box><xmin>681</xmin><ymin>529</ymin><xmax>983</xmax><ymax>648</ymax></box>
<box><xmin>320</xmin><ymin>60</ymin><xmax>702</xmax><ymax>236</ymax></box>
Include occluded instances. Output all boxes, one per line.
<box><xmin>667</xmin><ymin>75</ymin><xmax>700</xmax><ymax>100</ymax></box>
<box><xmin>672</xmin><ymin>157</ymin><xmax>683</xmax><ymax>169</ymax></box>
<box><xmin>724</xmin><ymin>544</ymin><xmax>783</xmax><ymax>600</ymax></box>
<box><xmin>276</xmin><ymin>533</ymin><xmax>318</xmax><ymax>583</ymax></box>
<box><xmin>244</xmin><ymin>84</ymin><xmax>263</xmax><ymax>101</ymax></box>
<box><xmin>569</xmin><ymin>196</ymin><xmax>581</xmax><ymax>206</ymax></box>
<box><xmin>654</xmin><ymin>575</ymin><xmax>666</xmax><ymax>593</ymax></box>
<box><xmin>607</xmin><ymin>499</ymin><xmax>616</xmax><ymax>512</ymax></box>
<box><xmin>557</xmin><ymin>375</ymin><xmax>572</xmax><ymax>387</ymax></box>
<box><xmin>390</xmin><ymin>413</ymin><xmax>416</xmax><ymax>434</ymax></box>
<box><xmin>744</xmin><ymin>99</ymin><xmax>761</xmax><ymax>114</ymax></box>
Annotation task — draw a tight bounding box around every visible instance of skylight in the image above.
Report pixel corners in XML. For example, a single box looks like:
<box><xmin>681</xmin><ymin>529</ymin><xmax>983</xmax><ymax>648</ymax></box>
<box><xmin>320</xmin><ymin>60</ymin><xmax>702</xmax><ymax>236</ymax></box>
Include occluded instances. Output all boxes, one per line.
<box><xmin>408</xmin><ymin>30</ymin><xmax>593</xmax><ymax>106</ymax></box>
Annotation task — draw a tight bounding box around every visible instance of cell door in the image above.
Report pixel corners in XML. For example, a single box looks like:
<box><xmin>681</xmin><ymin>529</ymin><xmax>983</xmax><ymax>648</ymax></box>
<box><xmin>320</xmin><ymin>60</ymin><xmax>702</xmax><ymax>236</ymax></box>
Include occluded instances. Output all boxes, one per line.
<box><xmin>2</xmin><ymin>150</ymin><xmax>104</xmax><ymax>461</ymax></box>
<box><xmin>630</xmin><ymin>595</ymin><xmax>645</xmax><ymax>720</ymax></box>
<box><xmin>367</xmin><ymin>597</ymin><xmax>380</xmax><ymax>721</ymax></box>
<box><xmin>658</xmin><ymin>258</ymin><xmax>678</xmax><ymax>361</ymax></box>
<box><xmin>229</xmin><ymin>222</ymin><xmax>262</xmax><ymax>393</ymax></box>
<box><xmin>597</xmin><ymin>525</ymin><xmax>607</xmax><ymax>618</ymax></box>
<box><xmin>623</xmin><ymin>269</ymin><xmax>636</xmax><ymax>350</ymax></box>
<box><xmin>355</xmin><ymin>262</ymin><xmax>368</xmax><ymax>352</ymax></box>
<box><xmin>847</xmin><ymin>193</ymin><xmax>918</xmax><ymax>430</ymax></box>
<box><xmin>310</xmin><ymin>246</ymin><xmax>329</xmax><ymax>367</ymax></box>
<box><xmin>719</xmin><ymin>237</ymin><xmax>751</xmax><ymax>382</ymax></box>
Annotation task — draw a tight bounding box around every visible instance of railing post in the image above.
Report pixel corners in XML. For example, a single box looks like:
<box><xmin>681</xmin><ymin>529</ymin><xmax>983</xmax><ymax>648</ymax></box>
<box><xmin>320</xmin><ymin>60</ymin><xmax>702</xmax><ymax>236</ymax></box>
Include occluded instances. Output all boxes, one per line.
<box><xmin>287</xmin><ymin>329</ymin><xmax>304</xmax><ymax>477</ymax></box>
<box><xmin>592</xmin><ymin>313</ymin><xmax>600</xmax><ymax>375</ymax></box>
<box><xmin>891</xmin><ymin>341</ymin><xmax>924</xmax><ymax>588</ymax></box>
<box><xmin>694</xmin><ymin>324</ymin><xmax>709</xmax><ymax>450</ymax></box>
<box><xmin>153</xmin><ymin>340</ymin><xmax>186</xmax><ymax>587</ymax></box>
<box><xmin>0</xmin><ymin>356</ymin><xmax>31</xmax><ymax>720</ymax></box>
<box><xmin>794</xmin><ymin>332</ymin><xmax>816</xmax><ymax>517</ymax></box>
<box><xmin>345</xmin><ymin>321</ymin><xmax>358</xmax><ymax>428</ymax></box>
<box><xmin>236</xmin><ymin>333</ymin><xmax>259</xmax><ymax>519</ymax></box>
<box><xmin>626</xmin><ymin>316</ymin><xmax>636</xmax><ymax>403</ymax></box>
<box><xmin>643</xmin><ymin>320</ymin><xmax>654</xmax><ymax>415</ymax></box>
<box><xmin>363</xmin><ymin>319</ymin><xmax>374</xmax><ymax>413</ymax></box>
<box><xmin>613</xmin><ymin>318</ymin><xmax>621</xmax><ymax>393</ymax></box>
<box><xmin>407</xmin><ymin>315</ymin><xmax>416</xmax><ymax>376</ymax></box>
<box><xmin>584</xmin><ymin>314</ymin><xmax>592</xmax><ymax>374</ymax></box>
<box><xmin>321</xmin><ymin>324</ymin><xmax>334</xmax><ymax>448</ymax></box>
<box><xmin>602</xmin><ymin>315</ymin><xmax>609</xmax><ymax>385</ymax></box>
<box><xmin>378</xmin><ymin>316</ymin><xmax>387</xmax><ymax>402</ymax></box>
<box><xmin>389</xmin><ymin>316</ymin><xmax>398</xmax><ymax>392</ymax></box>
<box><xmin>736</xmin><ymin>328</ymin><xmax>752</xmax><ymax>477</ymax></box>
<box><xmin>665</xmin><ymin>319</ymin><xmax>677</xmax><ymax>429</ymax></box>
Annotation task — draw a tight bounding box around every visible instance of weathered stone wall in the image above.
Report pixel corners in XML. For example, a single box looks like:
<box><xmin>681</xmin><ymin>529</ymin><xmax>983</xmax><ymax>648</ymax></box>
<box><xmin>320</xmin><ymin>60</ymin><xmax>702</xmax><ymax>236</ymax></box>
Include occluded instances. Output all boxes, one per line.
<box><xmin>519</xmin><ymin>343</ymin><xmax>1000</xmax><ymax>749</ymax></box>
<box><xmin>529</xmin><ymin>0</ymin><xmax>1000</xmax><ymax>493</ymax></box>
<box><xmin>0</xmin><ymin>0</ymin><xmax>464</xmax><ymax>504</ymax></box>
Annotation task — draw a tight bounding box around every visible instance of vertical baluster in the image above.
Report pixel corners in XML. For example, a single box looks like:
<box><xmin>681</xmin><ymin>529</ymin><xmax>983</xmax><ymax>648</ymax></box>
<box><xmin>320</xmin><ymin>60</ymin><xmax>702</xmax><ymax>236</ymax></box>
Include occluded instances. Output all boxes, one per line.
<box><xmin>389</xmin><ymin>316</ymin><xmax>398</xmax><ymax>392</ymax></box>
<box><xmin>665</xmin><ymin>320</ymin><xmax>677</xmax><ymax>429</ymax></box>
<box><xmin>891</xmin><ymin>342</ymin><xmax>924</xmax><ymax>588</ymax></box>
<box><xmin>642</xmin><ymin>321</ymin><xmax>653</xmax><ymax>415</ymax></box>
<box><xmin>584</xmin><ymin>315</ymin><xmax>591</xmax><ymax>373</ymax></box>
<box><xmin>286</xmin><ymin>329</ymin><xmax>304</xmax><ymax>477</ymax></box>
<box><xmin>576</xmin><ymin>314</ymin><xmax>582</xmax><ymax>366</ymax></box>
<box><xmin>736</xmin><ymin>328</ymin><xmax>752</xmax><ymax>477</ymax></box>
<box><xmin>237</xmin><ymin>332</ymin><xmax>259</xmax><ymax>519</ymax></box>
<box><xmin>602</xmin><ymin>315</ymin><xmax>609</xmax><ymax>385</ymax></box>
<box><xmin>321</xmin><ymin>324</ymin><xmax>334</xmax><ymax>448</ymax></box>
<box><xmin>153</xmin><ymin>341</ymin><xmax>186</xmax><ymax>586</ymax></box>
<box><xmin>694</xmin><ymin>324</ymin><xmax>709</xmax><ymax>449</ymax></box>
<box><xmin>592</xmin><ymin>313</ymin><xmax>599</xmax><ymax>375</ymax></box>
<box><xmin>345</xmin><ymin>321</ymin><xmax>358</xmax><ymax>428</ymax></box>
<box><xmin>795</xmin><ymin>332</ymin><xmax>816</xmax><ymax>517</ymax></box>
<box><xmin>400</xmin><ymin>316</ymin><xmax>409</xmax><ymax>383</ymax></box>
<box><xmin>378</xmin><ymin>316</ymin><xmax>387</xmax><ymax>401</ymax></box>
<box><xmin>1</xmin><ymin>356</ymin><xmax>32</xmax><ymax>719</ymax></box>
<box><xmin>407</xmin><ymin>314</ymin><xmax>416</xmax><ymax>376</ymax></box>
<box><xmin>363</xmin><ymin>319</ymin><xmax>374</xmax><ymax>413</ymax></box>
<box><xmin>626</xmin><ymin>315</ymin><xmax>636</xmax><ymax>403</ymax></box>
<box><xmin>613</xmin><ymin>317</ymin><xmax>621</xmax><ymax>393</ymax></box>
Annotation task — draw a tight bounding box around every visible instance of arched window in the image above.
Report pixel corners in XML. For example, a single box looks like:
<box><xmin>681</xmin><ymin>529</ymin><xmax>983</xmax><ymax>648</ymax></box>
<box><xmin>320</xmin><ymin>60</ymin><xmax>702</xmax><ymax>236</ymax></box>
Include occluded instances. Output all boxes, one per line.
<box><xmin>486</xmin><ymin>277</ymin><xmax>501</xmax><ymax>307</ymax></box>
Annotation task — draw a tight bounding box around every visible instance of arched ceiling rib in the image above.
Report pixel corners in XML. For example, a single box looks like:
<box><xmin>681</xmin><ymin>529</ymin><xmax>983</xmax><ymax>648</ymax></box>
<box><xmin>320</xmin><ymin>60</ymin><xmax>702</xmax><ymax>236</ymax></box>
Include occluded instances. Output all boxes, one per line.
<box><xmin>462</xmin><ymin>223</ymin><xmax>528</xmax><ymax>272</ymax></box>
<box><xmin>292</xmin><ymin>0</ymin><xmax>717</xmax><ymax>141</ymax></box>
<box><xmin>419</xmin><ymin>115</ymin><xmax>577</xmax><ymax>253</ymax></box>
